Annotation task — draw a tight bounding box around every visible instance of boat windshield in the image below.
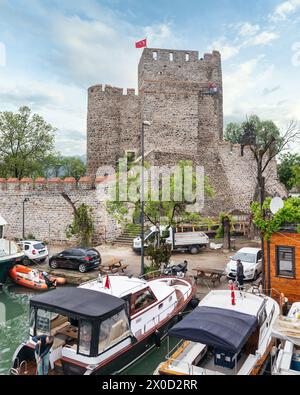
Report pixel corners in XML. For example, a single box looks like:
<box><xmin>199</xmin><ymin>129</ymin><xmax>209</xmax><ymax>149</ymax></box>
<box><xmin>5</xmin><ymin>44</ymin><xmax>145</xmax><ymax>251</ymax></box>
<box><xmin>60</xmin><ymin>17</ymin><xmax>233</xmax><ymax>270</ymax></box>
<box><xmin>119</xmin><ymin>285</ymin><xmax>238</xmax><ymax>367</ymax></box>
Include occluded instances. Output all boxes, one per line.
<box><xmin>98</xmin><ymin>309</ymin><xmax>130</xmax><ymax>354</ymax></box>
<box><xmin>232</xmin><ymin>252</ymin><xmax>256</xmax><ymax>264</ymax></box>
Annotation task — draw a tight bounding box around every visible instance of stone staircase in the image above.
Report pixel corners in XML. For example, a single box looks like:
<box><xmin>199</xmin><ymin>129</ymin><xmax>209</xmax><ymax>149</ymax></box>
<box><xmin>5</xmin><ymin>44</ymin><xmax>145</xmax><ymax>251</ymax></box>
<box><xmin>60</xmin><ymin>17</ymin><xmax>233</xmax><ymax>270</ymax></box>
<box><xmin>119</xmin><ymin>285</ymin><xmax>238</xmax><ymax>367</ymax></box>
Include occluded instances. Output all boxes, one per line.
<box><xmin>113</xmin><ymin>224</ymin><xmax>141</xmax><ymax>246</ymax></box>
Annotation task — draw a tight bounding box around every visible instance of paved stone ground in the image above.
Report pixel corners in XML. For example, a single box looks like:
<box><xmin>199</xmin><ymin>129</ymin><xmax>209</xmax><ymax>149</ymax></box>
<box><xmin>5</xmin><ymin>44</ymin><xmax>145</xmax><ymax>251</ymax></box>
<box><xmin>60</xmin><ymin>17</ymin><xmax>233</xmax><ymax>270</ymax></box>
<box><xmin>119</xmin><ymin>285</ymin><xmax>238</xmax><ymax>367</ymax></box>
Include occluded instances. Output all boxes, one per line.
<box><xmin>30</xmin><ymin>239</ymin><xmax>260</xmax><ymax>296</ymax></box>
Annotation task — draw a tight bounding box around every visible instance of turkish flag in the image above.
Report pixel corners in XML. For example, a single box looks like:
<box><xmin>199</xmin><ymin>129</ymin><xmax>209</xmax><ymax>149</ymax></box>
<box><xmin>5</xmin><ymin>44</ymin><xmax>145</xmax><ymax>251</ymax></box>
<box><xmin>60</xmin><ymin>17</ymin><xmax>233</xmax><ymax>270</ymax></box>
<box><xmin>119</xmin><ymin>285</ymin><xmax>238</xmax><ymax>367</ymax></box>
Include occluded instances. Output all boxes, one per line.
<box><xmin>104</xmin><ymin>275</ymin><xmax>110</xmax><ymax>289</ymax></box>
<box><xmin>135</xmin><ymin>38</ymin><xmax>147</xmax><ymax>48</ymax></box>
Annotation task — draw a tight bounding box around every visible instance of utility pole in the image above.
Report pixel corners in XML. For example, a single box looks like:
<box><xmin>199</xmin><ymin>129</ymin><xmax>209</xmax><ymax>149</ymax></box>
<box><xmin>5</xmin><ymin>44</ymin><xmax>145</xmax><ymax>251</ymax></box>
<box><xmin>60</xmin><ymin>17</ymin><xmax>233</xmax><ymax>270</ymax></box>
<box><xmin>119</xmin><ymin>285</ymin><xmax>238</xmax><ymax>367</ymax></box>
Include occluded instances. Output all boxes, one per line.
<box><xmin>140</xmin><ymin>121</ymin><xmax>151</xmax><ymax>277</ymax></box>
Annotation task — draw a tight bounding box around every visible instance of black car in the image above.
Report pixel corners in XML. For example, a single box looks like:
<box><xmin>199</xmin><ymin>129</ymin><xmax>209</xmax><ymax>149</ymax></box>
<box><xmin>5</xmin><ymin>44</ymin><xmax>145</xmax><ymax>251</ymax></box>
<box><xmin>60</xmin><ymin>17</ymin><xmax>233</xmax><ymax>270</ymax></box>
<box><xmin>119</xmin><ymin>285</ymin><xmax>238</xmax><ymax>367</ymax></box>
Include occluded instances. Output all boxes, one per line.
<box><xmin>49</xmin><ymin>248</ymin><xmax>101</xmax><ymax>273</ymax></box>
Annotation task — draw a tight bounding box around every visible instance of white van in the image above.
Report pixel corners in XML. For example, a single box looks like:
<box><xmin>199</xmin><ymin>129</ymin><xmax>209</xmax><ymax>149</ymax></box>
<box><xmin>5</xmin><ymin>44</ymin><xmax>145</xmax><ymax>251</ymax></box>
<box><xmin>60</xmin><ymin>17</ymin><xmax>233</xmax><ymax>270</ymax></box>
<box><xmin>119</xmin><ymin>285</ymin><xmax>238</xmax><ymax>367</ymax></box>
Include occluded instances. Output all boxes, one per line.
<box><xmin>225</xmin><ymin>247</ymin><xmax>262</xmax><ymax>281</ymax></box>
<box><xmin>133</xmin><ymin>225</ymin><xmax>209</xmax><ymax>255</ymax></box>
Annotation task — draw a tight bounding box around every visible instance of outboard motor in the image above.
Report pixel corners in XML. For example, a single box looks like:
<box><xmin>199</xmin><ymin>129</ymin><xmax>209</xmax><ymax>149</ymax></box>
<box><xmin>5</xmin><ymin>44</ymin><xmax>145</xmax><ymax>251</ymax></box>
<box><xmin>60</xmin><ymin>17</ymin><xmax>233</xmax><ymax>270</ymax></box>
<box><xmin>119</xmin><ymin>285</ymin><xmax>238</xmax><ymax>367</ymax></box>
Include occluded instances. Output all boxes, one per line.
<box><xmin>164</xmin><ymin>260</ymin><xmax>188</xmax><ymax>277</ymax></box>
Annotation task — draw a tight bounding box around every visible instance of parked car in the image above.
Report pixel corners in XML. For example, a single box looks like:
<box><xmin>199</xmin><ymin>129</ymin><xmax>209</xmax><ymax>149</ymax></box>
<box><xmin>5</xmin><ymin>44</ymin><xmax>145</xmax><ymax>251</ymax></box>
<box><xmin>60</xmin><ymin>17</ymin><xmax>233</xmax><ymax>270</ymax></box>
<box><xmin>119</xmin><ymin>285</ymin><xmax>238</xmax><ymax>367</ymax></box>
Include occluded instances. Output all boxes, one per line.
<box><xmin>17</xmin><ymin>240</ymin><xmax>48</xmax><ymax>265</ymax></box>
<box><xmin>49</xmin><ymin>247</ymin><xmax>101</xmax><ymax>273</ymax></box>
<box><xmin>225</xmin><ymin>247</ymin><xmax>262</xmax><ymax>281</ymax></box>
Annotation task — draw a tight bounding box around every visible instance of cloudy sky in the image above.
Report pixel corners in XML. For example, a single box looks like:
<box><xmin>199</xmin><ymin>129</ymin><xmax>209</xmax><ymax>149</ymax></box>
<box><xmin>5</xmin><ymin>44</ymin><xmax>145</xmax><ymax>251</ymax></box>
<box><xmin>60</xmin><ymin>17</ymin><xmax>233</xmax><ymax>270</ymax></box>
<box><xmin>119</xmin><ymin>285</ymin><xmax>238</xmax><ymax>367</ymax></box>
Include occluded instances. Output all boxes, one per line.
<box><xmin>0</xmin><ymin>0</ymin><xmax>300</xmax><ymax>156</ymax></box>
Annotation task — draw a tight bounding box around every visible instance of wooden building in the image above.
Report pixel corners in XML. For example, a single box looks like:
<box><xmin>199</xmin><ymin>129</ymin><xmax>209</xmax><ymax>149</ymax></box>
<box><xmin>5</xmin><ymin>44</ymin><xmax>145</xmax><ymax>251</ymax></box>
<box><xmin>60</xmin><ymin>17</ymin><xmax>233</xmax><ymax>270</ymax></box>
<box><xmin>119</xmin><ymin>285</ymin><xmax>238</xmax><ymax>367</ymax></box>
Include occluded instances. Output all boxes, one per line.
<box><xmin>264</xmin><ymin>225</ymin><xmax>300</xmax><ymax>303</ymax></box>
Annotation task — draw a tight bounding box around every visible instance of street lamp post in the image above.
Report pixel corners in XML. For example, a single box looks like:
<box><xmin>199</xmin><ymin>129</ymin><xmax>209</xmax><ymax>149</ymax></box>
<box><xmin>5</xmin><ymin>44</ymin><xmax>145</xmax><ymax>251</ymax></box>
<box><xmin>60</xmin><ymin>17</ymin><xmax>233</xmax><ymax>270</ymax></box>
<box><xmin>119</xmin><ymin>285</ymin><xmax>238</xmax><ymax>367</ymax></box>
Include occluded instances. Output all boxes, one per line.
<box><xmin>22</xmin><ymin>198</ymin><xmax>29</xmax><ymax>239</ymax></box>
<box><xmin>140</xmin><ymin>121</ymin><xmax>151</xmax><ymax>277</ymax></box>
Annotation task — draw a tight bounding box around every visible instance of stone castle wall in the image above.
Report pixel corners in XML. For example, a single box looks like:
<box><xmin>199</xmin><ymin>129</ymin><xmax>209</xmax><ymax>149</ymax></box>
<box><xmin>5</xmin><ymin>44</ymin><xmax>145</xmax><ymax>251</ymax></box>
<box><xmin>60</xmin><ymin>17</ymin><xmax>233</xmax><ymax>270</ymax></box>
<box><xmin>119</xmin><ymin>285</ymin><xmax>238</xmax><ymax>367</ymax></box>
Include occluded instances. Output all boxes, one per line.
<box><xmin>86</xmin><ymin>47</ymin><xmax>286</xmax><ymax>216</ymax></box>
<box><xmin>0</xmin><ymin>177</ymin><xmax>121</xmax><ymax>244</ymax></box>
<box><xmin>87</xmin><ymin>85</ymin><xmax>140</xmax><ymax>175</ymax></box>
<box><xmin>87</xmin><ymin>48</ymin><xmax>223</xmax><ymax>178</ymax></box>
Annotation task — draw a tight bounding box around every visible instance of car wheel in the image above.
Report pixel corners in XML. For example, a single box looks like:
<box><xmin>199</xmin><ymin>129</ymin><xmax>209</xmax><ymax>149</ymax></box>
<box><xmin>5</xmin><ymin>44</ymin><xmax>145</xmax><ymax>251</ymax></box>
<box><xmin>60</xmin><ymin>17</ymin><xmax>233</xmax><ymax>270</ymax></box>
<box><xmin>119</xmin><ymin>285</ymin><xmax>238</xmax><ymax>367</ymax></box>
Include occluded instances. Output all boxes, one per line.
<box><xmin>189</xmin><ymin>246</ymin><xmax>200</xmax><ymax>255</ymax></box>
<box><xmin>79</xmin><ymin>264</ymin><xmax>87</xmax><ymax>273</ymax></box>
<box><xmin>49</xmin><ymin>260</ymin><xmax>58</xmax><ymax>269</ymax></box>
<box><xmin>23</xmin><ymin>257</ymin><xmax>31</xmax><ymax>266</ymax></box>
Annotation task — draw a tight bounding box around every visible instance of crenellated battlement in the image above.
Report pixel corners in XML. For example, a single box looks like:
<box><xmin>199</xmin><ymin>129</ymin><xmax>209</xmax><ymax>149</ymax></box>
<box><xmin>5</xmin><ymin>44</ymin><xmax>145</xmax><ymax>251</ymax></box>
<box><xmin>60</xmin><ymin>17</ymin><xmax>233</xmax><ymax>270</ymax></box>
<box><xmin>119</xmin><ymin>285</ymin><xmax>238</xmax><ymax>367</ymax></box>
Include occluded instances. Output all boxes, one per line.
<box><xmin>0</xmin><ymin>176</ymin><xmax>96</xmax><ymax>193</ymax></box>
<box><xmin>88</xmin><ymin>84</ymin><xmax>137</xmax><ymax>96</ymax></box>
<box><xmin>139</xmin><ymin>48</ymin><xmax>221</xmax><ymax>63</ymax></box>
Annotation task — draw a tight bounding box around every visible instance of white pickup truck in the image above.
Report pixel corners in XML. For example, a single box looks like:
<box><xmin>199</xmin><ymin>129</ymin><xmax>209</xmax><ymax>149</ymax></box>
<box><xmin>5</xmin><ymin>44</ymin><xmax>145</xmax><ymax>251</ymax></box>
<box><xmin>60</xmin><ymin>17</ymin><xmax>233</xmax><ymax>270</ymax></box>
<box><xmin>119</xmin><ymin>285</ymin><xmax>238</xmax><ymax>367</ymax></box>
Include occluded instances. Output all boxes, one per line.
<box><xmin>132</xmin><ymin>225</ymin><xmax>209</xmax><ymax>255</ymax></box>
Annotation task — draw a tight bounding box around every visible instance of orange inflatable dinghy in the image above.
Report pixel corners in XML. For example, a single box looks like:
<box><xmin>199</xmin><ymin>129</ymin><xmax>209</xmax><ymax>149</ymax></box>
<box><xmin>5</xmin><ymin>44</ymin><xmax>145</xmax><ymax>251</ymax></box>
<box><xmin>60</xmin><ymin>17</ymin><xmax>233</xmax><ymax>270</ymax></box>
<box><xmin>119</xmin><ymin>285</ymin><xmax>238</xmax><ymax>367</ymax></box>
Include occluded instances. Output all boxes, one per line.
<box><xmin>9</xmin><ymin>265</ymin><xmax>66</xmax><ymax>291</ymax></box>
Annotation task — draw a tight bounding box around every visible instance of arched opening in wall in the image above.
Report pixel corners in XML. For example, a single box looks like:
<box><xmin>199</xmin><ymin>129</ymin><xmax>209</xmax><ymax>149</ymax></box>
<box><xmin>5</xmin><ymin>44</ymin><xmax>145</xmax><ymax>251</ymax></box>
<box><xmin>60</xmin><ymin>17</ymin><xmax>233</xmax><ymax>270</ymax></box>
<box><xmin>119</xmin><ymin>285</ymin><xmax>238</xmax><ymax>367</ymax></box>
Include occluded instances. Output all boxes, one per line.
<box><xmin>153</xmin><ymin>51</ymin><xmax>158</xmax><ymax>60</ymax></box>
<box><xmin>169</xmin><ymin>52</ymin><xmax>173</xmax><ymax>61</ymax></box>
<box><xmin>185</xmin><ymin>53</ymin><xmax>190</xmax><ymax>61</ymax></box>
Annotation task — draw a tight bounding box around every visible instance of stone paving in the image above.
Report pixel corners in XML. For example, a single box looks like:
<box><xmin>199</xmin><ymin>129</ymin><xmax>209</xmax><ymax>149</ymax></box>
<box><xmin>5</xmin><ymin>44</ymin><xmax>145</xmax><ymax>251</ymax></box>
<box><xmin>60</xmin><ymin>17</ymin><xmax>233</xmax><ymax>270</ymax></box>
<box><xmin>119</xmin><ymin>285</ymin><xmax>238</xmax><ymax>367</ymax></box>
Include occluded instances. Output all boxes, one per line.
<box><xmin>30</xmin><ymin>239</ymin><xmax>260</xmax><ymax>297</ymax></box>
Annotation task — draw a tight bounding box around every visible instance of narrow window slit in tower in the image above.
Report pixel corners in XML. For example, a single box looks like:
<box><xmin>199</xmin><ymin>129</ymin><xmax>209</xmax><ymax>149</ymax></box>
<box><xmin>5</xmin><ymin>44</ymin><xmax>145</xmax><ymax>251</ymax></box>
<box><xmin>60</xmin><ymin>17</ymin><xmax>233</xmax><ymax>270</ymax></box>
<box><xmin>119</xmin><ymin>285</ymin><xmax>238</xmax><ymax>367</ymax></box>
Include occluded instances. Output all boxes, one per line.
<box><xmin>169</xmin><ymin>52</ymin><xmax>173</xmax><ymax>61</ymax></box>
<box><xmin>153</xmin><ymin>51</ymin><xmax>158</xmax><ymax>60</ymax></box>
<box><xmin>185</xmin><ymin>53</ymin><xmax>190</xmax><ymax>61</ymax></box>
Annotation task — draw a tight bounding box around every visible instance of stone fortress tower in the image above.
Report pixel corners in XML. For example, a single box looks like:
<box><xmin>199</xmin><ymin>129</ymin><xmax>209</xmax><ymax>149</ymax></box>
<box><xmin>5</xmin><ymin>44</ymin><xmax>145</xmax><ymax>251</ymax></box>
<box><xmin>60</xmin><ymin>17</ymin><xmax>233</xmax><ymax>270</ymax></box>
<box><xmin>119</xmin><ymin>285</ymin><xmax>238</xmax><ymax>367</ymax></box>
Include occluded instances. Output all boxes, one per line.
<box><xmin>87</xmin><ymin>48</ymin><xmax>285</xmax><ymax>215</ymax></box>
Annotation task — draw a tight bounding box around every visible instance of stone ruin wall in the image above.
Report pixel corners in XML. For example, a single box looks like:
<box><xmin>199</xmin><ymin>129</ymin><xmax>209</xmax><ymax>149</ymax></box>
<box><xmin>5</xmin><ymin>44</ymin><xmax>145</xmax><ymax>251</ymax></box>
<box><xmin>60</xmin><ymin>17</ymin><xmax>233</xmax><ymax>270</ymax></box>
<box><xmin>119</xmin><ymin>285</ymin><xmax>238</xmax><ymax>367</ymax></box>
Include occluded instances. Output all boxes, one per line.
<box><xmin>0</xmin><ymin>177</ymin><xmax>122</xmax><ymax>244</ymax></box>
<box><xmin>87</xmin><ymin>85</ymin><xmax>140</xmax><ymax>175</ymax></box>
<box><xmin>86</xmin><ymin>47</ymin><xmax>286</xmax><ymax>218</ymax></box>
<box><xmin>87</xmin><ymin>49</ymin><xmax>224</xmax><ymax>179</ymax></box>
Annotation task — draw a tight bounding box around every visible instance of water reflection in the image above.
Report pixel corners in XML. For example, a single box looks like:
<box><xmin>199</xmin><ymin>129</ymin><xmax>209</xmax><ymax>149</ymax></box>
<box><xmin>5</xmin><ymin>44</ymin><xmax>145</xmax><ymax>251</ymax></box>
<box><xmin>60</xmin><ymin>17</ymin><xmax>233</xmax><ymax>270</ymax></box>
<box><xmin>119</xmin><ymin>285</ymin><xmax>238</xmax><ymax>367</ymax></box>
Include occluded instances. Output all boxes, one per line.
<box><xmin>0</xmin><ymin>285</ymin><xmax>32</xmax><ymax>375</ymax></box>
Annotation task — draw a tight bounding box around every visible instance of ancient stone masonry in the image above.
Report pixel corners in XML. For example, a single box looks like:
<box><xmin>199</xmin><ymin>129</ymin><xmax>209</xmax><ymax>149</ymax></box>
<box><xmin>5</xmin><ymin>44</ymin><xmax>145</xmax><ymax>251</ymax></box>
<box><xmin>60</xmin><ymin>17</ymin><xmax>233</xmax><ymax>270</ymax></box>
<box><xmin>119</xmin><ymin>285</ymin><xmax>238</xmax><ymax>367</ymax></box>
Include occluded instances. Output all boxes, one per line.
<box><xmin>0</xmin><ymin>47</ymin><xmax>287</xmax><ymax>244</ymax></box>
<box><xmin>0</xmin><ymin>177</ymin><xmax>121</xmax><ymax>244</ymax></box>
<box><xmin>87</xmin><ymin>48</ymin><xmax>286</xmax><ymax>215</ymax></box>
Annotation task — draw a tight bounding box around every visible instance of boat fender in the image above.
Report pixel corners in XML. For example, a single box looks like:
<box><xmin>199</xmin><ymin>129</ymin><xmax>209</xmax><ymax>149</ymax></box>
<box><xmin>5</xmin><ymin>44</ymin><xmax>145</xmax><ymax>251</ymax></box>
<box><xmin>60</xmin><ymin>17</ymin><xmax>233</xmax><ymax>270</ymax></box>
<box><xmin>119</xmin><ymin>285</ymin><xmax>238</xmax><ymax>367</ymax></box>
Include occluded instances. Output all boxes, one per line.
<box><xmin>189</xmin><ymin>297</ymin><xmax>200</xmax><ymax>309</ymax></box>
<box><xmin>154</xmin><ymin>330</ymin><xmax>161</xmax><ymax>348</ymax></box>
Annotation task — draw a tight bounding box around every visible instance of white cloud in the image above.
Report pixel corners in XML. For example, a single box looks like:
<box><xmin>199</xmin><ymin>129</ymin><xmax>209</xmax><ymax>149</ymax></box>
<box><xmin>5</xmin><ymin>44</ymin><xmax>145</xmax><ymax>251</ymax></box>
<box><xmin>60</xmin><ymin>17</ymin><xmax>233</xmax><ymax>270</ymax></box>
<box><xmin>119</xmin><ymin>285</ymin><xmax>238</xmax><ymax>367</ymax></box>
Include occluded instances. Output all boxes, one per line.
<box><xmin>238</xmin><ymin>22</ymin><xmax>260</xmax><ymax>37</ymax></box>
<box><xmin>210</xmin><ymin>29</ymin><xmax>279</xmax><ymax>62</ymax></box>
<box><xmin>223</xmin><ymin>56</ymin><xmax>281</xmax><ymax>122</ymax></box>
<box><xmin>245</xmin><ymin>31</ymin><xmax>279</xmax><ymax>46</ymax></box>
<box><xmin>0</xmin><ymin>69</ymin><xmax>87</xmax><ymax>155</ymax></box>
<box><xmin>270</xmin><ymin>0</ymin><xmax>300</xmax><ymax>21</ymax></box>
<box><xmin>209</xmin><ymin>38</ymin><xmax>241</xmax><ymax>60</ymax></box>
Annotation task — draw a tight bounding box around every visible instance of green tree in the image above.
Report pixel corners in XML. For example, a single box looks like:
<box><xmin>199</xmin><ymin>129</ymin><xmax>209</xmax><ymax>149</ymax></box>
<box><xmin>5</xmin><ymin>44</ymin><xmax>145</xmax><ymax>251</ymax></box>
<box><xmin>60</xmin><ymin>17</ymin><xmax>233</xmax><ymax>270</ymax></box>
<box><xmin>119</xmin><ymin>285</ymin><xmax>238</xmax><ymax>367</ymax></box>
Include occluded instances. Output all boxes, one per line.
<box><xmin>62</xmin><ymin>193</ymin><xmax>94</xmax><ymax>246</ymax></box>
<box><xmin>107</xmin><ymin>159</ymin><xmax>214</xmax><ymax>231</ymax></box>
<box><xmin>0</xmin><ymin>106</ymin><xmax>56</xmax><ymax>178</ymax></box>
<box><xmin>277</xmin><ymin>153</ymin><xmax>300</xmax><ymax>190</ymax></box>
<box><xmin>225</xmin><ymin>115</ymin><xmax>299</xmax><ymax>204</ymax></box>
<box><xmin>28</xmin><ymin>154</ymin><xmax>86</xmax><ymax>180</ymax></box>
<box><xmin>292</xmin><ymin>165</ymin><xmax>300</xmax><ymax>190</ymax></box>
<box><xmin>224</xmin><ymin>122</ymin><xmax>244</xmax><ymax>144</ymax></box>
<box><xmin>61</xmin><ymin>157</ymin><xmax>86</xmax><ymax>180</ymax></box>
<box><xmin>251</xmin><ymin>197</ymin><xmax>300</xmax><ymax>240</ymax></box>
<box><xmin>107</xmin><ymin>159</ymin><xmax>214</xmax><ymax>266</ymax></box>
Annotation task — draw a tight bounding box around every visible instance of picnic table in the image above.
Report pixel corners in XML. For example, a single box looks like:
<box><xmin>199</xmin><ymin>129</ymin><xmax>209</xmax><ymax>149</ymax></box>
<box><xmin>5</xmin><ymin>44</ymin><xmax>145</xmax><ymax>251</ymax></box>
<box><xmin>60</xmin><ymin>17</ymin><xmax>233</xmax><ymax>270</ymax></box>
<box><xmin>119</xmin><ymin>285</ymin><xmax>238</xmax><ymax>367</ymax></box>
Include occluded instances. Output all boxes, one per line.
<box><xmin>193</xmin><ymin>267</ymin><xmax>226</xmax><ymax>287</ymax></box>
<box><xmin>99</xmin><ymin>258</ymin><xmax>128</xmax><ymax>275</ymax></box>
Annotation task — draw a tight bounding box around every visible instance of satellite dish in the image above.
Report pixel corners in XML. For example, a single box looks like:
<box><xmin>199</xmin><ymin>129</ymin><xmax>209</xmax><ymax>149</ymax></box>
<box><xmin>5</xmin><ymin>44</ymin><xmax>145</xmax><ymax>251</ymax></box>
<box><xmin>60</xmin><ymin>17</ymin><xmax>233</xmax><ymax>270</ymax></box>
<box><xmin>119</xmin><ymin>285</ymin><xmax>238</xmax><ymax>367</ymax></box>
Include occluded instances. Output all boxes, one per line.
<box><xmin>270</xmin><ymin>197</ymin><xmax>284</xmax><ymax>214</ymax></box>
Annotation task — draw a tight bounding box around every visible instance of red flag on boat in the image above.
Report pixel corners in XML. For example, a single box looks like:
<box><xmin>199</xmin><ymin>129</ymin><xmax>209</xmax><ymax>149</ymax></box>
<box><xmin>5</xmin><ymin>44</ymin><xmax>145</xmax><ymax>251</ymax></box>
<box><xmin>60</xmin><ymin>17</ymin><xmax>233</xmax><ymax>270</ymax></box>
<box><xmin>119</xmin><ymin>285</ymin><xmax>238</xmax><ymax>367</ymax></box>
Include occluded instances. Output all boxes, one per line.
<box><xmin>135</xmin><ymin>38</ymin><xmax>147</xmax><ymax>48</ymax></box>
<box><xmin>104</xmin><ymin>275</ymin><xmax>110</xmax><ymax>289</ymax></box>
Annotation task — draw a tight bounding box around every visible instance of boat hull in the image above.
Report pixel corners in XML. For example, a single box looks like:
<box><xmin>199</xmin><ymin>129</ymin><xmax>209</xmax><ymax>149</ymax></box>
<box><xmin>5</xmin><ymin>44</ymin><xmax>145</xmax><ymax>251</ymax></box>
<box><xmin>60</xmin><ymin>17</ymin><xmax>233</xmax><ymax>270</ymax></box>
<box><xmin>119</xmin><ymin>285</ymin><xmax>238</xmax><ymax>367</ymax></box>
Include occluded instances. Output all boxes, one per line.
<box><xmin>63</xmin><ymin>313</ymin><xmax>181</xmax><ymax>375</ymax></box>
<box><xmin>8</xmin><ymin>265</ymin><xmax>66</xmax><ymax>291</ymax></box>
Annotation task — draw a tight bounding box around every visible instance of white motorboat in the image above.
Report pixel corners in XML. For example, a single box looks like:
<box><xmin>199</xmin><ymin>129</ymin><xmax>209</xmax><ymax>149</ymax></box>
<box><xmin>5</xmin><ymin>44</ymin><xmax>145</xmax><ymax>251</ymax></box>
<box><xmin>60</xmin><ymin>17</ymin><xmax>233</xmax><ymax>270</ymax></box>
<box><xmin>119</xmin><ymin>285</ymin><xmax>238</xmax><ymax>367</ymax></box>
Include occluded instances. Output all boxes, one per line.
<box><xmin>156</xmin><ymin>289</ymin><xmax>280</xmax><ymax>375</ymax></box>
<box><xmin>11</xmin><ymin>274</ymin><xmax>196</xmax><ymax>375</ymax></box>
<box><xmin>272</xmin><ymin>302</ymin><xmax>300</xmax><ymax>375</ymax></box>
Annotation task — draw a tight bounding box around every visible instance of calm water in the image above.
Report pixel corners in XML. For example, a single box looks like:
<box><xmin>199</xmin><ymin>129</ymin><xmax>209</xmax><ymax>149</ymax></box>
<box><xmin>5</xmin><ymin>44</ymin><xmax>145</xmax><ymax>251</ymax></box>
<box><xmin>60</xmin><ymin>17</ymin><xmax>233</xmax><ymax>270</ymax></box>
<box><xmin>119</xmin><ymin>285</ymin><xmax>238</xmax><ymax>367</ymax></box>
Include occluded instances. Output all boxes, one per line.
<box><xmin>0</xmin><ymin>283</ymin><xmax>176</xmax><ymax>375</ymax></box>
<box><xmin>0</xmin><ymin>284</ymin><xmax>33</xmax><ymax>375</ymax></box>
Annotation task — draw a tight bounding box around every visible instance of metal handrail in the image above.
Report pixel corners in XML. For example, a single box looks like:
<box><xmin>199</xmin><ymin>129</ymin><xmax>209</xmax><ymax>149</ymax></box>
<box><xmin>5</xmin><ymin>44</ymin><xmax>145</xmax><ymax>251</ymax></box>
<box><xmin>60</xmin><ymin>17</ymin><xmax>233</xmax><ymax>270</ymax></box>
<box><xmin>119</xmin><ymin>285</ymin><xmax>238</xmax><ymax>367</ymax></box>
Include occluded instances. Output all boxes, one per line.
<box><xmin>143</xmin><ymin>283</ymin><xmax>193</xmax><ymax>333</ymax></box>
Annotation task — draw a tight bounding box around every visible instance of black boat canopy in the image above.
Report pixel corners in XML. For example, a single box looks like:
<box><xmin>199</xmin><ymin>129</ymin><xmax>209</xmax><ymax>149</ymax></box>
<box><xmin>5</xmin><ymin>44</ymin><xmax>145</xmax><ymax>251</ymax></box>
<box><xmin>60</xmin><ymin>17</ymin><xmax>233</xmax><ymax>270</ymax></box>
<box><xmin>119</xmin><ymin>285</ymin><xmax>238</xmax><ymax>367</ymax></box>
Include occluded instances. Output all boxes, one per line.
<box><xmin>169</xmin><ymin>306</ymin><xmax>257</xmax><ymax>353</ymax></box>
<box><xmin>30</xmin><ymin>287</ymin><xmax>125</xmax><ymax>320</ymax></box>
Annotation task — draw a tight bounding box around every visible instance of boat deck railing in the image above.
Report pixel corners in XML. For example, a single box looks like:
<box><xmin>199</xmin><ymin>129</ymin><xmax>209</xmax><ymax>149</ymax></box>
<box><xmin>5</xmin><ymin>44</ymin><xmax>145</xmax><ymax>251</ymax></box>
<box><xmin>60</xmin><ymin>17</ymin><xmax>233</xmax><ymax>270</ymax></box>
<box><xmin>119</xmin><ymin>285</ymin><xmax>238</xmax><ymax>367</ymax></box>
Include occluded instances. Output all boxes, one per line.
<box><xmin>142</xmin><ymin>281</ymin><xmax>193</xmax><ymax>334</ymax></box>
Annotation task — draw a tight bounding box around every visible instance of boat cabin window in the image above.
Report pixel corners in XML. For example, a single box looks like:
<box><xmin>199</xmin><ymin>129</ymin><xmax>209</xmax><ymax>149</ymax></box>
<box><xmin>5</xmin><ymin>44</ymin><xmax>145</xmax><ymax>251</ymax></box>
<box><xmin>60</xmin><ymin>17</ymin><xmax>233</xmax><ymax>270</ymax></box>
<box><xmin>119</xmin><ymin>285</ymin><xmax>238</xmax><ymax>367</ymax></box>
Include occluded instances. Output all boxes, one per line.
<box><xmin>131</xmin><ymin>288</ymin><xmax>157</xmax><ymax>315</ymax></box>
<box><xmin>78</xmin><ymin>320</ymin><xmax>92</xmax><ymax>356</ymax></box>
<box><xmin>258</xmin><ymin>307</ymin><xmax>267</xmax><ymax>327</ymax></box>
<box><xmin>98</xmin><ymin>309</ymin><xmax>130</xmax><ymax>354</ymax></box>
<box><xmin>35</xmin><ymin>309</ymin><xmax>51</xmax><ymax>336</ymax></box>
